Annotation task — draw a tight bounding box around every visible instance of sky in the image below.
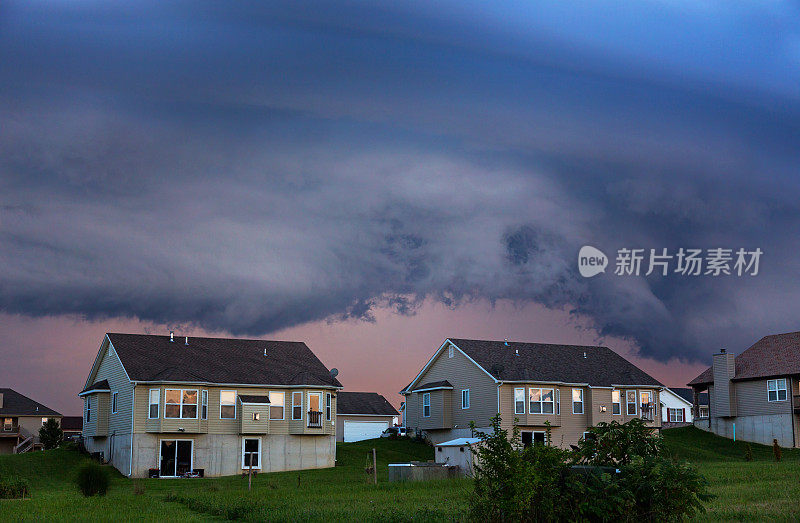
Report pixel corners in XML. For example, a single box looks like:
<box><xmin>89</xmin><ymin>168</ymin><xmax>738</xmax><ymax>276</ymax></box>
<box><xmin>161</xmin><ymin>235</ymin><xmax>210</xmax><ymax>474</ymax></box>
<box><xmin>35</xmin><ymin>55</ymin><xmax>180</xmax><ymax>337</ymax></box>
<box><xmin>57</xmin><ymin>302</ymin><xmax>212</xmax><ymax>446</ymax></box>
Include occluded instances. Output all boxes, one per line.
<box><xmin>1</xmin><ymin>1</ymin><xmax>799</xmax><ymax>415</ymax></box>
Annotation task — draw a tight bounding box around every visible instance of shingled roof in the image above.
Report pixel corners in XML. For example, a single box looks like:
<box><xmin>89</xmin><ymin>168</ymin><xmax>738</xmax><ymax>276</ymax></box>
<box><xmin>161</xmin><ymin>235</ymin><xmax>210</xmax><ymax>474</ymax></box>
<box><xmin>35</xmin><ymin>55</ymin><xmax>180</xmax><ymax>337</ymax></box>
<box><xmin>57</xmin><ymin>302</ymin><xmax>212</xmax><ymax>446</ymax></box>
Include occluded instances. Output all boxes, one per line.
<box><xmin>422</xmin><ymin>338</ymin><xmax>662</xmax><ymax>388</ymax></box>
<box><xmin>0</xmin><ymin>388</ymin><xmax>62</xmax><ymax>417</ymax></box>
<box><xmin>669</xmin><ymin>387</ymin><xmax>708</xmax><ymax>405</ymax></box>
<box><xmin>689</xmin><ymin>331</ymin><xmax>800</xmax><ymax>386</ymax></box>
<box><xmin>337</xmin><ymin>392</ymin><xmax>398</xmax><ymax>416</ymax></box>
<box><xmin>104</xmin><ymin>333</ymin><xmax>342</xmax><ymax>388</ymax></box>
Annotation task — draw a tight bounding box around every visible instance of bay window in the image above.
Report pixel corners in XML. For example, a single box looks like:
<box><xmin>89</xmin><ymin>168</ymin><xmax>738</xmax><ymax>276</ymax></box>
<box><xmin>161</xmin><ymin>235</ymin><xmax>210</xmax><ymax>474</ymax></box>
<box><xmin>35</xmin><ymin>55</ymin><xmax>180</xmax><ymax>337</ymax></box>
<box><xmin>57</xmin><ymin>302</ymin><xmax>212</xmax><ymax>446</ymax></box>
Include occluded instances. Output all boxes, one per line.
<box><xmin>220</xmin><ymin>390</ymin><xmax>237</xmax><ymax>419</ymax></box>
<box><xmin>514</xmin><ymin>388</ymin><xmax>525</xmax><ymax>414</ymax></box>
<box><xmin>165</xmin><ymin>389</ymin><xmax>198</xmax><ymax>419</ymax></box>
<box><xmin>529</xmin><ymin>388</ymin><xmax>555</xmax><ymax>414</ymax></box>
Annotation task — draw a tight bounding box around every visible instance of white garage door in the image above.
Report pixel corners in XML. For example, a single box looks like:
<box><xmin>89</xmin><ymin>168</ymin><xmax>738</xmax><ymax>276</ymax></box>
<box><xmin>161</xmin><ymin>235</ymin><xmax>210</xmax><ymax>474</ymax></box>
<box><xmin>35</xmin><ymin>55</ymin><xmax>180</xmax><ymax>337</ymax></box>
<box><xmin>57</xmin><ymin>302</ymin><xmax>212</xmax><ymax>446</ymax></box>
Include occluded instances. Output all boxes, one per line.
<box><xmin>343</xmin><ymin>420</ymin><xmax>390</xmax><ymax>442</ymax></box>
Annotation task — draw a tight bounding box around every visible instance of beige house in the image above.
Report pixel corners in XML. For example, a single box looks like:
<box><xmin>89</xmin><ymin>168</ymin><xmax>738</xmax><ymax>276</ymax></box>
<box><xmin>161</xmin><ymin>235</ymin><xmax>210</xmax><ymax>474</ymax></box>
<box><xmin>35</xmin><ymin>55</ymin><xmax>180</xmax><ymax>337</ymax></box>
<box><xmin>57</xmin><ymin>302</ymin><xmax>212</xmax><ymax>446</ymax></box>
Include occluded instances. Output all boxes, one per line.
<box><xmin>689</xmin><ymin>332</ymin><xmax>800</xmax><ymax>447</ymax></box>
<box><xmin>80</xmin><ymin>333</ymin><xmax>341</xmax><ymax>477</ymax></box>
<box><xmin>335</xmin><ymin>392</ymin><xmax>399</xmax><ymax>442</ymax></box>
<box><xmin>0</xmin><ymin>388</ymin><xmax>62</xmax><ymax>454</ymax></box>
<box><xmin>402</xmin><ymin>338</ymin><xmax>663</xmax><ymax>446</ymax></box>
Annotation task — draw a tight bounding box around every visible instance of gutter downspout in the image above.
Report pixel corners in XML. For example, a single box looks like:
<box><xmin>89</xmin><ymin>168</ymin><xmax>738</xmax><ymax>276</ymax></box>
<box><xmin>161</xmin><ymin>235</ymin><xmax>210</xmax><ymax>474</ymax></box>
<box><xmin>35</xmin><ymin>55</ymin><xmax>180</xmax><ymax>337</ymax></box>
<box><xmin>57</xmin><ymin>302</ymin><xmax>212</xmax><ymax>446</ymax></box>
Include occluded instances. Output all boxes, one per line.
<box><xmin>129</xmin><ymin>382</ymin><xmax>135</xmax><ymax>477</ymax></box>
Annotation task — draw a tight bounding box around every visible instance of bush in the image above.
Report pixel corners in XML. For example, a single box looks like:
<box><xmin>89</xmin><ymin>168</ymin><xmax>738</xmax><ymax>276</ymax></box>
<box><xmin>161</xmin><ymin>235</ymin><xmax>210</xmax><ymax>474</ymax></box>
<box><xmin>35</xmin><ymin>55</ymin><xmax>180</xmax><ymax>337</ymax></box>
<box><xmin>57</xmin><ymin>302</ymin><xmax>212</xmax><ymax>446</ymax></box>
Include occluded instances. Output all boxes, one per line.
<box><xmin>39</xmin><ymin>418</ymin><xmax>63</xmax><ymax>450</ymax></box>
<box><xmin>470</xmin><ymin>415</ymin><xmax>712</xmax><ymax>522</ymax></box>
<box><xmin>744</xmin><ymin>443</ymin><xmax>753</xmax><ymax>462</ymax></box>
<box><xmin>76</xmin><ymin>463</ymin><xmax>110</xmax><ymax>497</ymax></box>
<box><xmin>773</xmin><ymin>439</ymin><xmax>782</xmax><ymax>462</ymax></box>
<box><xmin>0</xmin><ymin>476</ymin><xmax>31</xmax><ymax>499</ymax></box>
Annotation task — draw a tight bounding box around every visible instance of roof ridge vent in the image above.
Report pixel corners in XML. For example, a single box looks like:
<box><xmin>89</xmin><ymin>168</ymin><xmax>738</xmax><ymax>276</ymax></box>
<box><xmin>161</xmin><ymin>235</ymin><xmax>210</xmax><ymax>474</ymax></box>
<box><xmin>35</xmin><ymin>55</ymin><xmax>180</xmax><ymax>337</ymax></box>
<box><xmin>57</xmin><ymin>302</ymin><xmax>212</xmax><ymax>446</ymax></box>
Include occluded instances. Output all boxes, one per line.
<box><xmin>185</xmin><ymin>336</ymin><xmax>188</xmax><ymax>346</ymax></box>
<box><xmin>504</xmin><ymin>338</ymin><xmax>509</xmax><ymax>346</ymax></box>
<box><xmin>170</xmin><ymin>331</ymin><xmax>174</xmax><ymax>343</ymax></box>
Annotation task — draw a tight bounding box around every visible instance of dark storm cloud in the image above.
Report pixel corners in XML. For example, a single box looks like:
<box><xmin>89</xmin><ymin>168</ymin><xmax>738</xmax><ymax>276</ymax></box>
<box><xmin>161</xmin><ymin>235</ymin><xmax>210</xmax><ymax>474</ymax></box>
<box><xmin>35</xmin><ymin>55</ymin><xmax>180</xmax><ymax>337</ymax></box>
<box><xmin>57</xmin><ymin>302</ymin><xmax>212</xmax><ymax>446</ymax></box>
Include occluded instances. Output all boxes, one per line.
<box><xmin>1</xmin><ymin>0</ymin><xmax>799</xmax><ymax>361</ymax></box>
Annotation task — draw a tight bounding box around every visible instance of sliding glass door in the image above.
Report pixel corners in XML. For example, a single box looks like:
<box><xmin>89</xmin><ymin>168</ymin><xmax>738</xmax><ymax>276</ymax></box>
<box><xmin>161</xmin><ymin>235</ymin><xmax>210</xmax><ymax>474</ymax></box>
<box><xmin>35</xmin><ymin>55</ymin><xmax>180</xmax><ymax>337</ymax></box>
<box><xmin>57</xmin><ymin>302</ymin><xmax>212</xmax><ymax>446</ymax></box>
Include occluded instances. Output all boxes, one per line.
<box><xmin>160</xmin><ymin>440</ymin><xmax>193</xmax><ymax>477</ymax></box>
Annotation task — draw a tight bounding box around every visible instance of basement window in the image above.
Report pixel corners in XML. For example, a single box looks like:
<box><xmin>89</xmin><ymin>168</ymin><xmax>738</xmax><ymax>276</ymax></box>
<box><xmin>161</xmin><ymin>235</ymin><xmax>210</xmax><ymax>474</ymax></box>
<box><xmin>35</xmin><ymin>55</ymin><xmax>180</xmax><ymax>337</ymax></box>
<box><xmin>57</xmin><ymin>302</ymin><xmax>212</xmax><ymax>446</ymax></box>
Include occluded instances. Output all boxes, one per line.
<box><xmin>767</xmin><ymin>379</ymin><xmax>787</xmax><ymax>402</ymax></box>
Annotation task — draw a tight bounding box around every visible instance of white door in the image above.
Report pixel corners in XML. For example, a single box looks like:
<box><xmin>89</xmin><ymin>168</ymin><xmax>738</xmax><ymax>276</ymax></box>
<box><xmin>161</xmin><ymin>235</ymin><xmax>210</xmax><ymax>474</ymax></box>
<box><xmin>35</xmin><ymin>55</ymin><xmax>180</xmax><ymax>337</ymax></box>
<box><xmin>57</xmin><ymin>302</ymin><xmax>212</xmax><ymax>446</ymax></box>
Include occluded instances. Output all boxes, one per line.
<box><xmin>343</xmin><ymin>420</ymin><xmax>389</xmax><ymax>442</ymax></box>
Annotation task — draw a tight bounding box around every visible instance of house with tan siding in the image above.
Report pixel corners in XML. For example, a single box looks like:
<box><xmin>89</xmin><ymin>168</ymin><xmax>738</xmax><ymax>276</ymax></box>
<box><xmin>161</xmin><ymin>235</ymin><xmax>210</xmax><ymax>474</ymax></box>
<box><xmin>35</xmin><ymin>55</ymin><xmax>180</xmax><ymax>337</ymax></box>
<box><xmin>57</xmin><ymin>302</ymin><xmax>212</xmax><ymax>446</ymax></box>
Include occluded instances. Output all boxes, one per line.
<box><xmin>689</xmin><ymin>331</ymin><xmax>800</xmax><ymax>447</ymax></box>
<box><xmin>0</xmin><ymin>388</ymin><xmax>62</xmax><ymax>454</ymax></box>
<box><xmin>80</xmin><ymin>333</ymin><xmax>341</xmax><ymax>477</ymax></box>
<box><xmin>401</xmin><ymin>338</ymin><xmax>663</xmax><ymax>446</ymax></box>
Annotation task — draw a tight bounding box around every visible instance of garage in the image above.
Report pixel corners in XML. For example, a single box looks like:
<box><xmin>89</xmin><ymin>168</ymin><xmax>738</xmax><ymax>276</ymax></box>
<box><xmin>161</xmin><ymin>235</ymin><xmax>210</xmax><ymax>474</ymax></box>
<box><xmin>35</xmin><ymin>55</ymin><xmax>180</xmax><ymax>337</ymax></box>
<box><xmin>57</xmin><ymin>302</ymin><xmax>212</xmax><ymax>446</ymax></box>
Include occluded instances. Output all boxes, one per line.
<box><xmin>343</xmin><ymin>420</ymin><xmax>390</xmax><ymax>442</ymax></box>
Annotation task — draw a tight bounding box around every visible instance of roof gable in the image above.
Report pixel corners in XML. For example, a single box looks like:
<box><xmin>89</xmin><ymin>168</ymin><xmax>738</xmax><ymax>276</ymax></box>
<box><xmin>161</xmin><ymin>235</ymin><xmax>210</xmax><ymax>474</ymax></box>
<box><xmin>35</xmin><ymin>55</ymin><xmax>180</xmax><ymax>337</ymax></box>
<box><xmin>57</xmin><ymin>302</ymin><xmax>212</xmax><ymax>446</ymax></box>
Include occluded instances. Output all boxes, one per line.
<box><xmin>0</xmin><ymin>388</ymin><xmax>62</xmax><ymax>417</ymax></box>
<box><xmin>689</xmin><ymin>331</ymin><xmax>800</xmax><ymax>386</ymax></box>
<box><xmin>104</xmin><ymin>333</ymin><xmax>342</xmax><ymax>387</ymax></box>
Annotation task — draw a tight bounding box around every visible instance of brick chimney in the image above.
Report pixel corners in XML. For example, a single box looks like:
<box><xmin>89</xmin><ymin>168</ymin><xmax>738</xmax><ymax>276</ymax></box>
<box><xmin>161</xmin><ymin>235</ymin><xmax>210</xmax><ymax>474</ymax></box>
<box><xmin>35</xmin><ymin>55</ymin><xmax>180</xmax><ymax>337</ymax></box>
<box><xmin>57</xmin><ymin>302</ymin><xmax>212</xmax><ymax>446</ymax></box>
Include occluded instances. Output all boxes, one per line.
<box><xmin>712</xmin><ymin>348</ymin><xmax>736</xmax><ymax>417</ymax></box>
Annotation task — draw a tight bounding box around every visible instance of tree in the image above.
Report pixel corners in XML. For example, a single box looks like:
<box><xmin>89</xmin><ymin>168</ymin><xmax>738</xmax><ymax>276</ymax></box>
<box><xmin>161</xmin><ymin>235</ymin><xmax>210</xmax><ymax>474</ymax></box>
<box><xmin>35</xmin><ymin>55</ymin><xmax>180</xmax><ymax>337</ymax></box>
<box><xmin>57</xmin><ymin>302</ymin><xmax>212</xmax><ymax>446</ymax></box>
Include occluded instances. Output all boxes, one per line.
<box><xmin>39</xmin><ymin>418</ymin><xmax>63</xmax><ymax>450</ymax></box>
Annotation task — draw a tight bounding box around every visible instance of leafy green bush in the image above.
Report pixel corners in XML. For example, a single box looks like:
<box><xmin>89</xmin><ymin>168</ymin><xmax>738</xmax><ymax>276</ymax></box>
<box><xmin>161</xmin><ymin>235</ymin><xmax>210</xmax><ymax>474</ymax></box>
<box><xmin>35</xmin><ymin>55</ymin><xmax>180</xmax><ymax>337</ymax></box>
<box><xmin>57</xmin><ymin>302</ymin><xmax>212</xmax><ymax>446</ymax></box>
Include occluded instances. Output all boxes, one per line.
<box><xmin>470</xmin><ymin>415</ymin><xmax>712</xmax><ymax>522</ymax></box>
<box><xmin>0</xmin><ymin>476</ymin><xmax>31</xmax><ymax>499</ymax></box>
<box><xmin>39</xmin><ymin>418</ymin><xmax>63</xmax><ymax>450</ymax></box>
<box><xmin>76</xmin><ymin>463</ymin><xmax>110</xmax><ymax>497</ymax></box>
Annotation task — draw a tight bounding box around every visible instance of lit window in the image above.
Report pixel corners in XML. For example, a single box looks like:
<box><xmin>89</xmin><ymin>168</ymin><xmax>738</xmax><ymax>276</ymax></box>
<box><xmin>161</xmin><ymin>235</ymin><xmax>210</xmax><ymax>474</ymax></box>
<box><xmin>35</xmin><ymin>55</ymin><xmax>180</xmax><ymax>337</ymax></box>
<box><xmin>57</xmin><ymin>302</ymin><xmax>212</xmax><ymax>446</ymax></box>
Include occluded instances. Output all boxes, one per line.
<box><xmin>767</xmin><ymin>379</ymin><xmax>787</xmax><ymax>402</ymax></box>
<box><xmin>220</xmin><ymin>390</ymin><xmax>237</xmax><ymax>419</ymax></box>
<box><xmin>611</xmin><ymin>389</ymin><xmax>621</xmax><ymax>415</ymax></box>
<box><xmin>252</xmin><ymin>412</ymin><xmax>260</xmax><ymax>421</ymax></box>
<box><xmin>269</xmin><ymin>391</ymin><xmax>285</xmax><ymax>420</ymax></box>
<box><xmin>572</xmin><ymin>389</ymin><xmax>584</xmax><ymax>414</ymax></box>
<box><xmin>164</xmin><ymin>389</ymin><xmax>198</xmax><ymax>419</ymax></box>
<box><xmin>529</xmin><ymin>388</ymin><xmax>555</xmax><ymax>414</ymax></box>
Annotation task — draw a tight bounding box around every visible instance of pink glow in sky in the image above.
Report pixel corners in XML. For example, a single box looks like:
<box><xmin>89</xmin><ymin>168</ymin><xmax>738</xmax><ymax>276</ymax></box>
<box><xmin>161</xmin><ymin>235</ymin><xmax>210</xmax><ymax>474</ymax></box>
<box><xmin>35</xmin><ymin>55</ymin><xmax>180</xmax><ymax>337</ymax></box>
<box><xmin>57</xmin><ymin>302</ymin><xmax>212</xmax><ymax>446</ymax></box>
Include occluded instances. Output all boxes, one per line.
<box><xmin>0</xmin><ymin>301</ymin><xmax>706</xmax><ymax>416</ymax></box>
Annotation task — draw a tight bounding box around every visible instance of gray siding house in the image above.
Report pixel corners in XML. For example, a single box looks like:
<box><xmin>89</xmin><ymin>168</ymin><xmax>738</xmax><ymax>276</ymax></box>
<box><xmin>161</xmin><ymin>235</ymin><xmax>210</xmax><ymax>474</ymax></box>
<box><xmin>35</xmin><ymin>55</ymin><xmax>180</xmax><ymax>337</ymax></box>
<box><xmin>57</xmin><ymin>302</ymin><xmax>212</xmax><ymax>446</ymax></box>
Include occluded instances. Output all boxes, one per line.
<box><xmin>689</xmin><ymin>331</ymin><xmax>800</xmax><ymax>447</ymax></box>
<box><xmin>80</xmin><ymin>333</ymin><xmax>342</xmax><ymax>477</ymax></box>
<box><xmin>402</xmin><ymin>338</ymin><xmax>663</xmax><ymax>446</ymax></box>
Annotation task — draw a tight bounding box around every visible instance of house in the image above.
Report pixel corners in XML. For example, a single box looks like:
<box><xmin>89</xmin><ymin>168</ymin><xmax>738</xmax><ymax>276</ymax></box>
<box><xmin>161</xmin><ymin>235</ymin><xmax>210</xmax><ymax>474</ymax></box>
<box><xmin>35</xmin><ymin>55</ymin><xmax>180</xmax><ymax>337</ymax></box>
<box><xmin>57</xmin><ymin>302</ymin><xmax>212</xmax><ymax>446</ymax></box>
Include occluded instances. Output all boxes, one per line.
<box><xmin>660</xmin><ymin>387</ymin><xmax>708</xmax><ymax>426</ymax></box>
<box><xmin>60</xmin><ymin>416</ymin><xmax>83</xmax><ymax>440</ymax></box>
<box><xmin>335</xmin><ymin>392</ymin><xmax>399</xmax><ymax>442</ymax></box>
<box><xmin>80</xmin><ymin>333</ymin><xmax>342</xmax><ymax>477</ymax></box>
<box><xmin>688</xmin><ymin>332</ymin><xmax>800</xmax><ymax>447</ymax></box>
<box><xmin>0</xmin><ymin>388</ymin><xmax>62</xmax><ymax>454</ymax></box>
<box><xmin>401</xmin><ymin>338</ymin><xmax>663</xmax><ymax>446</ymax></box>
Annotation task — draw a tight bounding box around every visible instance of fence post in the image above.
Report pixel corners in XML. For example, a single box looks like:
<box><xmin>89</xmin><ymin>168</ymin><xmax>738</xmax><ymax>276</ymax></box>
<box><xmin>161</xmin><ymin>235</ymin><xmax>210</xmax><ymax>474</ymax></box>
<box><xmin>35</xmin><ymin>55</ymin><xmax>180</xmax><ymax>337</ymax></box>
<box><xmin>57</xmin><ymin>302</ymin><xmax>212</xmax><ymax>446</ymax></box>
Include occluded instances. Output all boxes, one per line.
<box><xmin>372</xmin><ymin>448</ymin><xmax>377</xmax><ymax>485</ymax></box>
<box><xmin>248</xmin><ymin>452</ymin><xmax>254</xmax><ymax>491</ymax></box>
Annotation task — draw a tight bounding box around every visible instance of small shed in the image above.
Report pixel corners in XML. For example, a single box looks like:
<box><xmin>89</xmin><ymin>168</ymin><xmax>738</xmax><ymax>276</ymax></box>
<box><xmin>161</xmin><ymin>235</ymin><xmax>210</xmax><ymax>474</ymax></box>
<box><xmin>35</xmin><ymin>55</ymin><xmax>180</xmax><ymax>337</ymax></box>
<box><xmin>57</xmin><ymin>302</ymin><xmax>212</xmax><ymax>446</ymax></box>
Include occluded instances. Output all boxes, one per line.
<box><xmin>434</xmin><ymin>437</ymin><xmax>481</xmax><ymax>476</ymax></box>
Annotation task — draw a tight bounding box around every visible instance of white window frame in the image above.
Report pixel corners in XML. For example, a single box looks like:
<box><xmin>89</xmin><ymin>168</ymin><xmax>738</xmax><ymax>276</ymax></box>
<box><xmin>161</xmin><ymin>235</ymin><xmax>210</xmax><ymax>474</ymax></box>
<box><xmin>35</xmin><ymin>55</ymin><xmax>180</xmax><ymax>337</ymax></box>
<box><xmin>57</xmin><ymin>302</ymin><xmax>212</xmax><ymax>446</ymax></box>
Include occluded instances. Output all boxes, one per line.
<box><xmin>164</xmin><ymin>389</ymin><xmax>199</xmax><ymax>419</ymax></box>
<box><xmin>220</xmin><ymin>390</ymin><xmax>237</xmax><ymax>419</ymax></box>
<box><xmin>422</xmin><ymin>393</ymin><xmax>431</xmax><ymax>418</ymax></box>
<box><xmin>640</xmin><ymin>390</ymin><xmax>653</xmax><ymax>419</ymax></box>
<box><xmin>572</xmin><ymin>388</ymin><xmax>584</xmax><ymax>414</ymax></box>
<box><xmin>556</xmin><ymin>389</ymin><xmax>560</xmax><ymax>415</ymax></box>
<box><xmin>269</xmin><ymin>391</ymin><xmax>285</xmax><ymax>420</ymax></box>
<box><xmin>514</xmin><ymin>387</ymin><xmax>525</xmax><ymax>415</ymax></box>
<box><xmin>148</xmin><ymin>389</ymin><xmax>159</xmax><ymax>419</ymax></box>
<box><xmin>461</xmin><ymin>389</ymin><xmax>470</xmax><ymax>409</ymax></box>
<box><xmin>111</xmin><ymin>391</ymin><xmax>118</xmax><ymax>414</ymax></box>
<box><xmin>41</xmin><ymin>417</ymin><xmax>49</xmax><ymax>426</ymax></box>
<box><xmin>86</xmin><ymin>397</ymin><xmax>92</xmax><ymax>422</ymax></box>
<box><xmin>699</xmin><ymin>405</ymin><xmax>709</xmax><ymax>418</ymax></box>
<box><xmin>767</xmin><ymin>379</ymin><xmax>788</xmax><ymax>402</ymax></box>
<box><xmin>626</xmin><ymin>390</ymin><xmax>638</xmax><ymax>415</ymax></box>
<box><xmin>201</xmin><ymin>390</ymin><xmax>208</xmax><ymax>420</ymax></box>
<box><xmin>532</xmin><ymin>431</ymin><xmax>547</xmax><ymax>445</ymax></box>
<box><xmin>528</xmin><ymin>388</ymin><xmax>555</xmax><ymax>414</ymax></box>
<box><xmin>448</xmin><ymin>345</ymin><xmax>454</xmax><ymax>358</ymax></box>
<box><xmin>325</xmin><ymin>392</ymin><xmax>332</xmax><ymax>421</ymax></box>
<box><xmin>611</xmin><ymin>389</ymin><xmax>621</xmax><ymax>415</ymax></box>
<box><xmin>292</xmin><ymin>391</ymin><xmax>303</xmax><ymax>420</ymax></box>
<box><xmin>668</xmin><ymin>408</ymin><xmax>684</xmax><ymax>423</ymax></box>
<box><xmin>241</xmin><ymin>437</ymin><xmax>262</xmax><ymax>470</ymax></box>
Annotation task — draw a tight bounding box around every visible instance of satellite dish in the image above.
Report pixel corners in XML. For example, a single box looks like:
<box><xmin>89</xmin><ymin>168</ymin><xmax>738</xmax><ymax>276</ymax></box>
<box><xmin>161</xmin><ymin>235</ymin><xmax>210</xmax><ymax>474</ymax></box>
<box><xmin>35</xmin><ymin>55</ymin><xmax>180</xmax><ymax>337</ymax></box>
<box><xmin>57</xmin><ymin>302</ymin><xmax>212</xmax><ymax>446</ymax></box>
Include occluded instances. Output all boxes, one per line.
<box><xmin>330</xmin><ymin>368</ymin><xmax>339</xmax><ymax>378</ymax></box>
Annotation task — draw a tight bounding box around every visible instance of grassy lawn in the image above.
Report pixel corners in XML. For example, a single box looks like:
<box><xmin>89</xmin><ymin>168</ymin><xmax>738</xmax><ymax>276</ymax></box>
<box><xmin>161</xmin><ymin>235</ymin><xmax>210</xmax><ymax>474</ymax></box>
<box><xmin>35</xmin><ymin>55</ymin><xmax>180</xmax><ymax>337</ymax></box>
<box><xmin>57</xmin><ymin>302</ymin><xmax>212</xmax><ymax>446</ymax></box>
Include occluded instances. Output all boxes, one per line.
<box><xmin>2</xmin><ymin>428</ymin><xmax>799</xmax><ymax>521</ymax></box>
<box><xmin>662</xmin><ymin>426</ymin><xmax>800</xmax><ymax>521</ymax></box>
<box><xmin>0</xmin><ymin>439</ymin><xmax>470</xmax><ymax>521</ymax></box>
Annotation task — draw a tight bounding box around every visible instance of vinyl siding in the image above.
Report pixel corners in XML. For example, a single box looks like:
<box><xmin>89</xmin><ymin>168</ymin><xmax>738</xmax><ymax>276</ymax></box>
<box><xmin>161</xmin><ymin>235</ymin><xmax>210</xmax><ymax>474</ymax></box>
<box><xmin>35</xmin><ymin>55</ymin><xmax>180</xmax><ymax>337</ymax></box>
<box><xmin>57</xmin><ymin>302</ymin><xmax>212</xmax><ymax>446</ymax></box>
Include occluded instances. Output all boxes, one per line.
<box><xmin>133</xmin><ymin>386</ymin><xmax>336</xmax><ymax>436</ymax></box>
<box><xmin>404</xmin><ymin>342</ymin><xmax>497</xmax><ymax>433</ymax></box>
<box><xmin>734</xmin><ymin>378</ymin><xmax>794</xmax><ymax>416</ymax></box>
<box><xmin>81</xmin><ymin>339</ymin><xmax>134</xmax><ymax>438</ymax></box>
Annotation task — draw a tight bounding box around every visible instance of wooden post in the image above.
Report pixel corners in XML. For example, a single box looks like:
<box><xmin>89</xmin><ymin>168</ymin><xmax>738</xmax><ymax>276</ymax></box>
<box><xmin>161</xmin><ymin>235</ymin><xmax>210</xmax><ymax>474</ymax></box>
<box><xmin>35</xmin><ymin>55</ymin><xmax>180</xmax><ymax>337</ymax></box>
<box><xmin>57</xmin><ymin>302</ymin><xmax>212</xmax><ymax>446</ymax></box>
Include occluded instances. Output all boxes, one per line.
<box><xmin>248</xmin><ymin>452</ymin><xmax>254</xmax><ymax>491</ymax></box>
<box><xmin>372</xmin><ymin>448</ymin><xmax>377</xmax><ymax>485</ymax></box>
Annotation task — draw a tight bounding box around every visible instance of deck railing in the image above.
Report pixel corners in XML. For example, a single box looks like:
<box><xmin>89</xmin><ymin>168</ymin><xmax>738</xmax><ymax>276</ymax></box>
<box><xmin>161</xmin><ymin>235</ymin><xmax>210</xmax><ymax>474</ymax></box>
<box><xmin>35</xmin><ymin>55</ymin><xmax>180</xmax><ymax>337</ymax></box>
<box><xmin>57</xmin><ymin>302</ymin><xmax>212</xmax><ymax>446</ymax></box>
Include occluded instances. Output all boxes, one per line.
<box><xmin>640</xmin><ymin>403</ymin><xmax>655</xmax><ymax>421</ymax></box>
<box><xmin>307</xmin><ymin>410</ymin><xmax>323</xmax><ymax>428</ymax></box>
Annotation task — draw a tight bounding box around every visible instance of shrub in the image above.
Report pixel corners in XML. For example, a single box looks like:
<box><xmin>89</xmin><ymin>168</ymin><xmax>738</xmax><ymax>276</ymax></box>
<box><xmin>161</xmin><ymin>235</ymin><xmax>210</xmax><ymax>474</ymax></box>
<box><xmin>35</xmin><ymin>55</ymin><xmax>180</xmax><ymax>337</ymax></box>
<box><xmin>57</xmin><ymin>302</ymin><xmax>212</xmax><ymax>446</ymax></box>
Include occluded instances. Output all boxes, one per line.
<box><xmin>470</xmin><ymin>415</ymin><xmax>712</xmax><ymax>522</ymax></box>
<box><xmin>39</xmin><ymin>418</ymin><xmax>63</xmax><ymax>450</ymax></box>
<box><xmin>744</xmin><ymin>443</ymin><xmax>753</xmax><ymax>462</ymax></box>
<box><xmin>0</xmin><ymin>476</ymin><xmax>31</xmax><ymax>499</ymax></box>
<box><xmin>76</xmin><ymin>463</ymin><xmax>110</xmax><ymax>497</ymax></box>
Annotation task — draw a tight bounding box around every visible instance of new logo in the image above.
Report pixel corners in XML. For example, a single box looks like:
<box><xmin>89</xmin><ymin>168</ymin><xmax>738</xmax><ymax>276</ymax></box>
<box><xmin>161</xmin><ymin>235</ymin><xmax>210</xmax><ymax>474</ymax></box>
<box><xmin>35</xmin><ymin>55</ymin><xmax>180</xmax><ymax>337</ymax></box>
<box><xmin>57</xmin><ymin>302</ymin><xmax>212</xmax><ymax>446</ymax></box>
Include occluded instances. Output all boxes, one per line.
<box><xmin>578</xmin><ymin>246</ymin><xmax>608</xmax><ymax>278</ymax></box>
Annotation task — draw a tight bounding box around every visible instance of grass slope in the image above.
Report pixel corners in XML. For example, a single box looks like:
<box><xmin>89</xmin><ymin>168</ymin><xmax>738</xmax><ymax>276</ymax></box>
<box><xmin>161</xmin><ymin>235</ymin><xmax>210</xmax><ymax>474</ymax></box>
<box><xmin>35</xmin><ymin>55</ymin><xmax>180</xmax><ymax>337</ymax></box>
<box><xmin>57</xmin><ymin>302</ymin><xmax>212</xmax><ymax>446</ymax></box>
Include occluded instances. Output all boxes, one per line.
<box><xmin>663</xmin><ymin>427</ymin><xmax>800</xmax><ymax>521</ymax></box>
